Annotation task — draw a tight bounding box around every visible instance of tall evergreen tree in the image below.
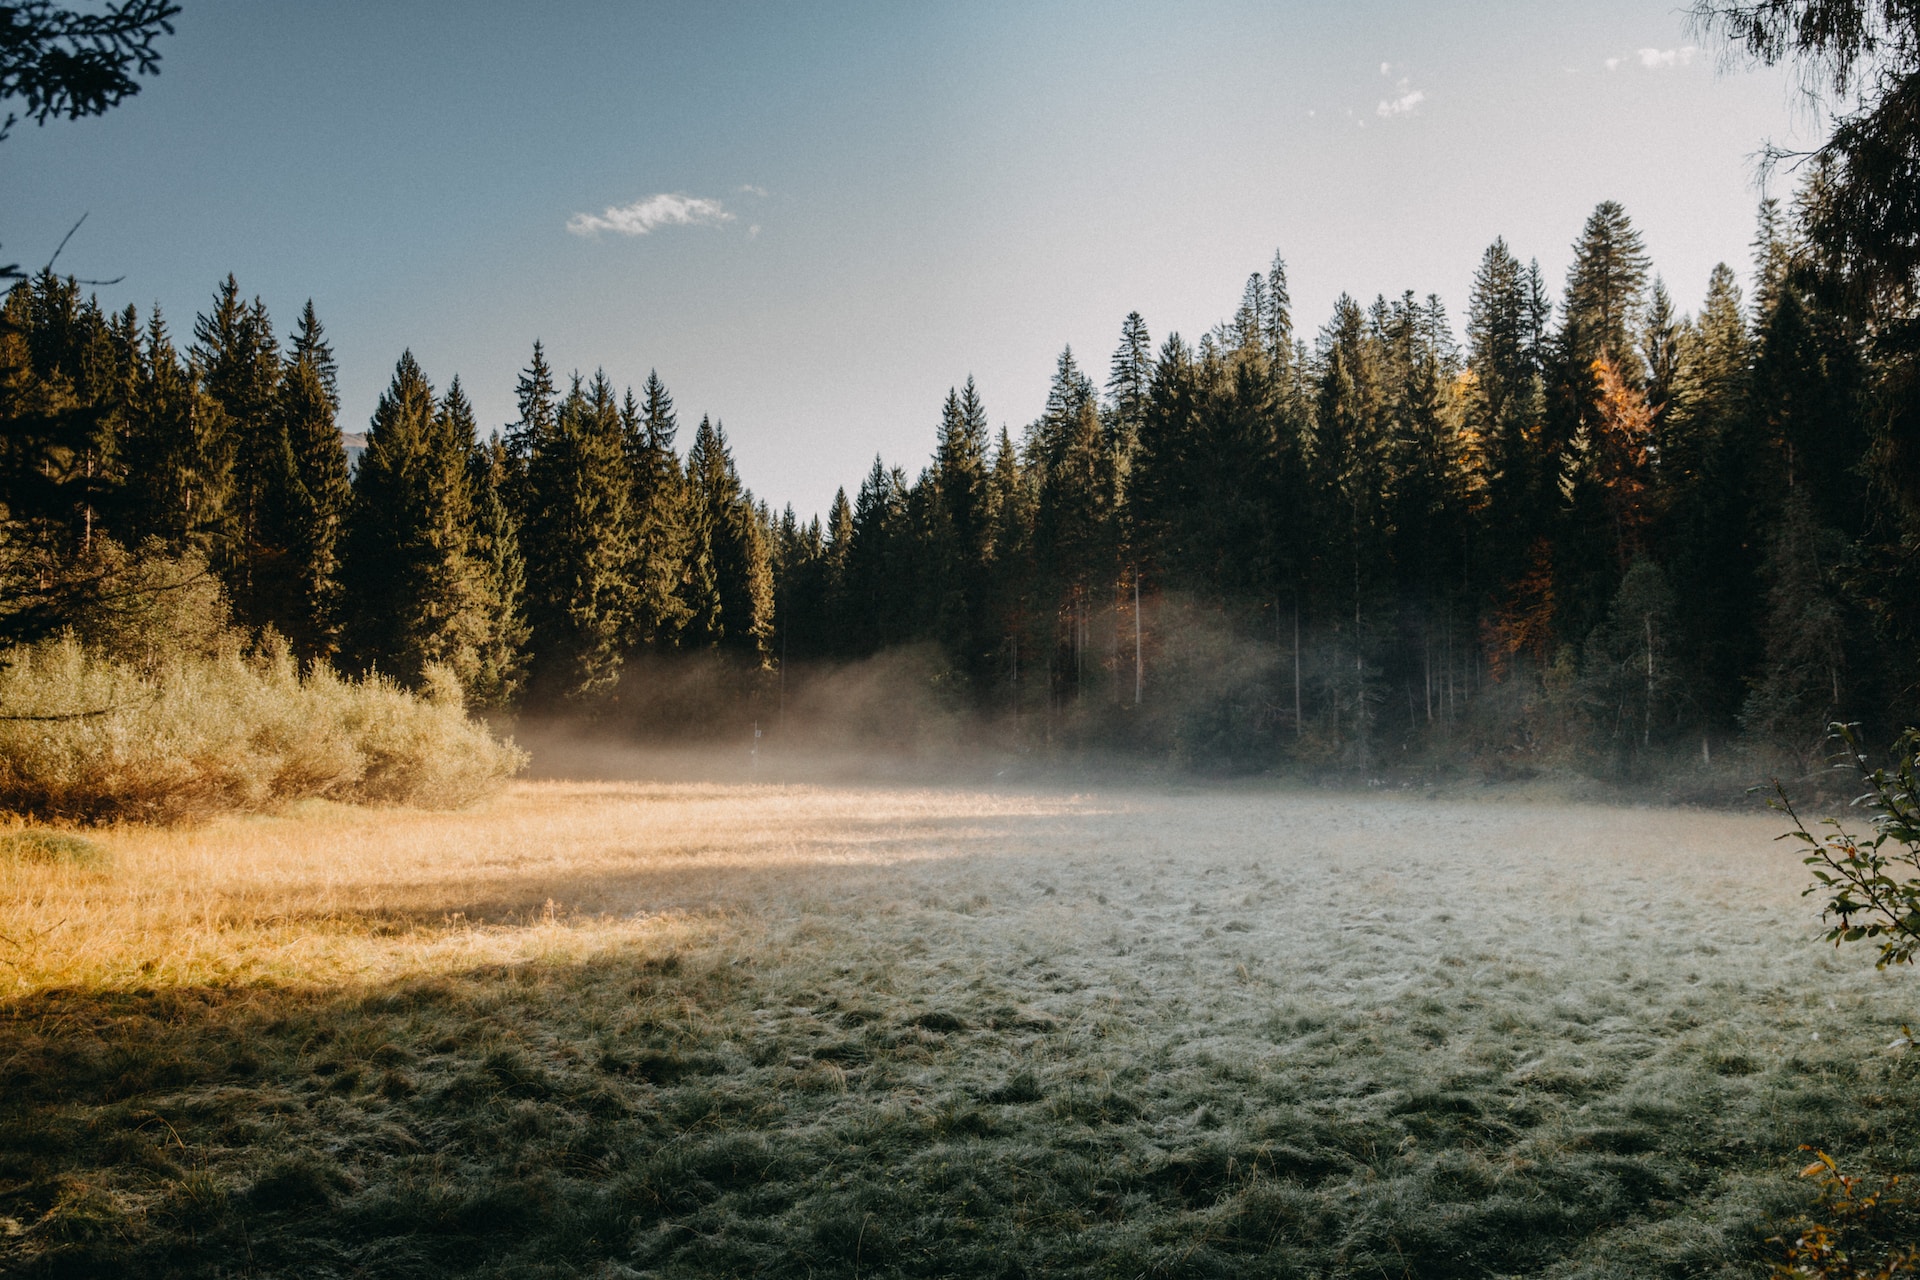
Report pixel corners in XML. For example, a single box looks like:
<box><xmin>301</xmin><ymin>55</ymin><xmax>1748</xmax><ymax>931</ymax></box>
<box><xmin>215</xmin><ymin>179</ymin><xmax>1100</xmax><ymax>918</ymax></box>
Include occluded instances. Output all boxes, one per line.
<box><xmin>114</xmin><ymin>305</ymin><xmax>204</xmax><ymax>549</ymax></box>
<box><xmin>683</xmin><ymin>415</ymin><xmax>772</xmax><ymax>662</ymax></box>
<box><xmin>930</xmin><ymin>378</ymin><xmax>992</xmax><ymax>672</ymax></box>
<box><xmin>342</xmin><ymin>352</ymin><xmax>486</xmax><ymax>687</ymax></box>
<box><xmin>467</xmin><ymin>433</ymin><xmax>530</xmax><ymax>707</ymax></box>
<box><xmin>192</xmin><ymin>275</ymin><xmax>285</xmax><ymax>625</ymax></box>
<box><xmin>622</xmin><ymin>372</ymin><xmax>691</xmax><ymax>648</ymax></box>
<box><xmin>272</xmin><ymin>341</ymin><xmax>350</xmax><ymax>659</ymax></box>
<box><xmin>1561</xmin><ymin>201</ymin><xmax>1651</xmax><ymax>376</ymax></box>
<box><xmin>522</xmin><ymin>370</ymin><xmax>635</xmax><ymax>701</ymax></box>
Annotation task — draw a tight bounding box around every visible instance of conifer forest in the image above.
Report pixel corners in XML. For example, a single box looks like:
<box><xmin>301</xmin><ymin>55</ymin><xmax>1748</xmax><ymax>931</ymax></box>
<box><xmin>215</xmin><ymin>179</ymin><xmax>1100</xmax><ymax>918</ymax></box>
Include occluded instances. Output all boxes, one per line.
<box><xmin>3</xmin><ymin>193</ymin><xmax>1912</xmax><ymax>785</ymax></box>
<box><xmin>19</xmin><ymin>3</ymin><xmax>1920</xmax><ymax>1277</ymax></box>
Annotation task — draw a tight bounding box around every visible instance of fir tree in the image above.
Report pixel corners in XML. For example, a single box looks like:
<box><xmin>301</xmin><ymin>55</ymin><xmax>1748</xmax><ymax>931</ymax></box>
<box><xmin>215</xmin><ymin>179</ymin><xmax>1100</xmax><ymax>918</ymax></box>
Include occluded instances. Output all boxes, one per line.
<box><xmin>272</xmin><ymin>344</ymin><xmax>350</xmax><ymax>659</ymax></box>
<box><xmin>342</xmin><ymin>352</ymin><xmax>486</xmax><ymax>687</ymax></box>
<box><xmin>1562</xmin><ymin>201</ymin><xmax>1651</xmax><ymax>376</ymax></box>
<box><xmin>288</xmin><ymin>299</ymin><xmax>339</xmax><ymax>410</ymax></box>
<box><xmin>622</xmin><ymin>372</ymin><xmax>691</xmax><ymax>648</ymax></box>
<box><xmin>522</xmin><ymin>370</ymin><xmax>635</xmax><ymax>702</ymax></box>
<box><xmin>115</xmin><ymin>305</ymin><xmax>205</xmax><ymax>548</ymax></box>
<box><xmin>467</xmin><ymin>434</ymin><xmax>530</xmax><ymax>706</ymax></box>
<box><xmin>192</xmin><ymin>275</ymin><xmax>285</xmax><ymax>624</ymax></box>
<box><xmin>684</xmin><ymin>415</ymin><xmax>772</xmax><ymax>662</ymax></box>
<box><xmin>930</xmin><ymin>378</ymin><xmax>991</xmax><ymax>671</ymax></box>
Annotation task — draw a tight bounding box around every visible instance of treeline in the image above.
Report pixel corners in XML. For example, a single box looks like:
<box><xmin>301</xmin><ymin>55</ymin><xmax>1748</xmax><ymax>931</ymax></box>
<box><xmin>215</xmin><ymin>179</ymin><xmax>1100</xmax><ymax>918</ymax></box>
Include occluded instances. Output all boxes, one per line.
<box><xmin>2</xmin><ymin>195</ymin><xmax>1912</xmax><ymax>777</ymax></box>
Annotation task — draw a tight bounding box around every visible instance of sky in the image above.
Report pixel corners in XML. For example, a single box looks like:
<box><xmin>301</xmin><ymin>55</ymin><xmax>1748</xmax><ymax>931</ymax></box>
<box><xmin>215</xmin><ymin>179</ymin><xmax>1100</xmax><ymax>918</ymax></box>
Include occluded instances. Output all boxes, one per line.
<box><xmin>6</xmin><ymin>1</ymin><xmax>1824</xmax><ymax>519</ymax></box>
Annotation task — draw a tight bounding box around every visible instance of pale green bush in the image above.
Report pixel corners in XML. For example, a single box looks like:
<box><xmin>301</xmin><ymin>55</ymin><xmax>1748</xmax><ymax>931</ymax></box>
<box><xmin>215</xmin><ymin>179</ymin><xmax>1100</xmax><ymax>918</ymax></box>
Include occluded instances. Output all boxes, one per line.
<box><xmin>0</xmin><ymin>639</ymin><xmax>526</xmax><ymax>824</ymax></box>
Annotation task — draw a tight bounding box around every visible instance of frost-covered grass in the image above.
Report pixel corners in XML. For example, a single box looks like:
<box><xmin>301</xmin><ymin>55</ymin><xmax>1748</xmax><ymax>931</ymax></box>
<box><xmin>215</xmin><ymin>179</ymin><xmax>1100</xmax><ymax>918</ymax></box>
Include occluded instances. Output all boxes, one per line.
<box><xmin>1</xmin><ymin>781</ymin><xmax>1915</xmax><ymax>1277</ymax></box>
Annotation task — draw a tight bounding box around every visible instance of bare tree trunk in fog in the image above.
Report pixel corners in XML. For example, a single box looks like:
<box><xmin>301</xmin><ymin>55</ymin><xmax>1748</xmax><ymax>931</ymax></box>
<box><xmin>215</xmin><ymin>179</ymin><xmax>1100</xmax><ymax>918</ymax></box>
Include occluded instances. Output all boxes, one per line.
<box><xmin>1643</xmin><ymin>613</ymin><xmax>1654</xmax><ymax>749</ymax></box>
<box><xmin>1424</xmin><ymin>628</ymin><xmax>1433</xmax><ymax>725</ymax></box>
<box><xmin>1133</xmin><ymin>572</ymin><xmax>1142</xmax><ymax>707</ymax></box>
<box><xmin>1293</xmin><ymin>601</ymin><xmax>1301</xmax><ymax>739</ymax></box>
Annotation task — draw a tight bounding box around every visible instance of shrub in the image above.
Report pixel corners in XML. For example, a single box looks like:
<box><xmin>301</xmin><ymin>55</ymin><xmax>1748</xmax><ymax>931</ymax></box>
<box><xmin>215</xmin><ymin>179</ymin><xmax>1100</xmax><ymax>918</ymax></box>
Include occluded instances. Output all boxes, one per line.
<box><xmin>1771</xmin><ymin>1151</ymin><xmax>1920</xmax><ymax>1279</ymax></box>
<box><xmin>1774</xmin><ymin>724</ymin><xmax>1920</xmax><ymax>968</ymax></box>
<box><xmin>0</xmin><ymin>826</ymin><xmax>107</xmax><ymax>866</ymax></box>
<box><xmin>0</xmin><ymin>638</ymin><xmax>526</xmax><ymax>824</ymax></box>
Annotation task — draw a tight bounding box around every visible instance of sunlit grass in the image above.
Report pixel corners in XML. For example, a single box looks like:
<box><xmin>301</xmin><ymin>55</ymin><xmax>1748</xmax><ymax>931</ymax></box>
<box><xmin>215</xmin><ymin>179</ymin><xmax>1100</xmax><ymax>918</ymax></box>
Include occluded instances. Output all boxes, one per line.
<box><xmin>3</xmin><ymin>780</ymin><xmax>1916</xmax><ymax>1277</ymax></box>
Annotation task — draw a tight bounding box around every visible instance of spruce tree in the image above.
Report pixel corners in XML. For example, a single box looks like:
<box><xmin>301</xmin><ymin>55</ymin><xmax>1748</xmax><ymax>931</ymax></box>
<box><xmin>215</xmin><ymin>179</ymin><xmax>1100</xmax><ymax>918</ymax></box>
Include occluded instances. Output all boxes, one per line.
<box><xmin>822</xmin><ymin>485</ymin><xmax>855</xmax><ymax>655</ymax></box>
<box><xmin>272</xmin><ymin>345</ymin><xmax>350</xmax><ymax>659</ymax></box>
<box><xmin>622</xmin><ymin>372</ymin><xmax>692</xmax><ymax>648</ymax></box>
<box><xmin>931</xmin><ymin>379</ymin><xmax>991</xmax><ymax>671</ymax></box>
<box><xmin>342</xmin><ymin>352</ymin><xmax>485</xmax><ymax>687</ymax></box>
<box><xmin>467</xmin><ymin>434</ymin><xmax>530</xmax><ymax>706</ymax></box>
<box><xmin>115</xmin><ymin>305</ymin><xmax>204</xmax><ymax>548</ymax></box>
<box><xmin>505</xmin><ymin>340</ymin><xmax>558</xmax><ymax>519</ymax></box>
<box><xmin>192</xmin><ymin>275</ymin><xmax>285</xmax><ymax>625</ymax></box>
<box><xmin>288</xmin><ymin>299</ymin><xmax>339</xmax><ymax>409</ymax></box>
<box><xmin>1562</xmin><ymin>201</ymin><xmax>1651</xmax><ymax>376</ymax></box>
<box><xmin>522</xmin><ymin>370</ymin><xmax>635</xmax><ymax>702</ymax></box>
<box><xmin>1105</xmin><ymin>313</ymin><xmax>1153</xmax><ymax>464</ymax></box>
<box><xmin>684</xmin><ymin>415</ymin><xmax>772</xmax><ymax>662</ymax></box>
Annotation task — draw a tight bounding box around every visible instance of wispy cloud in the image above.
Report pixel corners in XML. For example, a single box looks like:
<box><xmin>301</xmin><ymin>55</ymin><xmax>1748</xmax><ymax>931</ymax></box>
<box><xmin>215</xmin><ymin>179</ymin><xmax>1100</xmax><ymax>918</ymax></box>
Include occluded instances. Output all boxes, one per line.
<box><xmin>1638</xmin><ymin>45</ymin><xmax>1698</xmax><ymax>68</ymax></box>
<box><xmin>1377</xmin><ymin>83</ymin><xmax>1425</xmax><ymax>117</ymax></box>
<box><xmin>1375</xmin><ymin>63</ymin><xmax>1425</xmax><ymax>119</ymax></box>
<box><xmin>566</xmin><ymin>192</ymin><xmax>735</xmax><ymax>238</ymax></box>
<box><xmin>1607</xmin><ymin>46</ymin><xmax>1698</xmax><ymax>71</ymax></box>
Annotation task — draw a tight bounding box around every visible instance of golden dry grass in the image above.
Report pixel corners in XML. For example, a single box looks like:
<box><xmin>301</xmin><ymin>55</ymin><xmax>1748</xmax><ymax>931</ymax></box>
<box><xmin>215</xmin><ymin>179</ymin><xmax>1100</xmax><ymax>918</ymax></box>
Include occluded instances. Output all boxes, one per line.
<box><xmin>0</xmin><ymin>780</ymin><xmax>1093</xmax><ymax>994</ymax></box>
<box><xmin>5</xmin><ymin>778</ymin><xmax>1916</xmax><ymax>1278</ymax></box>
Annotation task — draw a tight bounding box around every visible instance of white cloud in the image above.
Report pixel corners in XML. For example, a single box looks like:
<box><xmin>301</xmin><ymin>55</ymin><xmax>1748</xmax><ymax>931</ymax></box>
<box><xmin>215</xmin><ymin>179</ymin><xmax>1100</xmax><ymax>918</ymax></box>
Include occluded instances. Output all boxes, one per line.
<box><xmin>1380</xmin><ymin>61</ymin><xmax>1392</xmax><ymax>77</ymax></box>
<box><xmin>737</xmin><ymin>184</ymin><xmax>768</xmax><ymax>197</ymax></box>
<box><xmin>1376</xmin><ymin>75</ymin><xmax>1425</xmax><ymax>118</ymax></box>
<box><xmin>566</xmin><ymin>192</ymin><xmax>735</xmax><ymax>238</ymax></box>
<box><xmin>1605</xmin><ymin>56</ymin><xmax>1621</xmax><ymax>71</ymax></box>
<box><xmin>1634</xmin><ymin>45</ymin><xmax>1697</xmax><ymax>69</ymax></box>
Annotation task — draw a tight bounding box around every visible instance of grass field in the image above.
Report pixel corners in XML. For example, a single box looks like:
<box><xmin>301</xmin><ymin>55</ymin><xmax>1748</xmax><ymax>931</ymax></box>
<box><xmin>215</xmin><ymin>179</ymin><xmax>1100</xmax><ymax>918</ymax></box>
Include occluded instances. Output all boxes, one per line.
<box><xmin>2</xmin><ymin>778</ymin><xmax>1916</xmax><ymax>1277</ymax></box>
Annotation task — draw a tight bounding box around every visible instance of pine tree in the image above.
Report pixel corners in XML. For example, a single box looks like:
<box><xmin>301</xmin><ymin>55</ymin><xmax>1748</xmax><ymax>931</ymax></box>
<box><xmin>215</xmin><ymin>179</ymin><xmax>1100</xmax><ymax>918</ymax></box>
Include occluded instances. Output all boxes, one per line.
<box><xmin>467</xmin><ymin>434</ymin><xmax>530</xmax><ymax>706</ymax></box>
<box><xmin>272</xmin><ymin>342</ymin><xmax>351</xmax><ymax>659</ymax></box>
<box><xmin>0</xmin><ymin>273</ymin><xmax>122</xmax><ymax>547</ymax></box>
<box><xmin>288</xmin><ymin>299</ymin><xmax>339</xmax><ymax>410</ymax></box>
<box><xmin>822</xmin><ymin>485</ymin><xmax>855</xmax><ymax>655</ymax></box>
<box><xmin>1105</xmin><ymin>313</ymin><xmax>1153</xmax><ymax>461</ymax></box>
<box><xmin>1465</xmin><ymin>239</ymin><xmax>1548</xmax><ymax>594</ymax></box>
<box><xmin>845</xmin><ymin>454</ymin><xmax>905</xmax><ymax>651</ymax></box>
<box><xmin>1263</xmin><ymin>251</ymin><xmax>1294</xmax><ymax>367</ymax></box>
<box><xmin>342</xmin><ymin>352</ymin><xmax>486</xmax><ymax>686</ymax></box>
<box><xmin>505</xmin><ymin>340</ymin><xmax>558</xmax><ymax>519</ymax></box>
<box><xmin>930</xmin><ymin>378</ymin><xmax>991</xmax><ymax>672</ymax></box>
<box><xmin>1644</xmin><ymin>263</ymin><xmax>1757</xmax><ymax>731</ymax></box>
<box><xmin>622</xmin><ymin>372</ymin><xmax>691</xmax><ymax>648</ymax></box>
<box><xmin>522</xmin><ymin>370</ymin><xmax>635</xmax><ymax>702</ymax></box>
<box><xmin>683</xmin><ymin>415</ymin><xmax>772</xmax><ymax>662</ymax></box>
<box><xmin>192</xmin><ymin>275</ymin><xmax>286</xmax><ymax>625</ymax></box>
<box><xmin>115</xmin><ymin>305</ymin><xmax>200</xmax><ymax>547</ymax></box>
<box><xmin>1562</xmin><ymin>201</ymin><xmax>1651</xmax><ymax>376</ymax></box>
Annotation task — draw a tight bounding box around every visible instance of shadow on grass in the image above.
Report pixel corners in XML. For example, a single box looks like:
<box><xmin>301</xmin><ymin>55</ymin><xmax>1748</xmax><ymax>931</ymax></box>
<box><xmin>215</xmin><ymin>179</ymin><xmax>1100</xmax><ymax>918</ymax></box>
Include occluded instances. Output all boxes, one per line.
<box><xmin>0</xmin><ymin>906</ymin><xmax>1855</xmax><ymax>1280</ymax></box>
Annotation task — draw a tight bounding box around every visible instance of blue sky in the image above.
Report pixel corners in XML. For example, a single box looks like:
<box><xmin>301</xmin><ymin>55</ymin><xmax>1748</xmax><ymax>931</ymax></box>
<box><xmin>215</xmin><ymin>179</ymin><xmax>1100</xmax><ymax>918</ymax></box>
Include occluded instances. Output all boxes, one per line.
<box><xmin>7</xmin><ymin>1</ymin><xmax>1818</xmax><ymax>517</ymax></box>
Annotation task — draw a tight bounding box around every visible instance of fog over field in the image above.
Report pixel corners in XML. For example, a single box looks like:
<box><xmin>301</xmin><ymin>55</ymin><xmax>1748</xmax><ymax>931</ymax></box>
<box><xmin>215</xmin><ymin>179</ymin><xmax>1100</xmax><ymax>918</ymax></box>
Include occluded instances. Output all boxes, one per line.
<box><xmin>5</xmin><ymin>779</ymin><xmax>1913</xmax><ymax>1275</ymax></box>
<box><xmin>9</xmin><ymin>3</ymin><xmax>1920</xmax><ymax>1272</ymax></box>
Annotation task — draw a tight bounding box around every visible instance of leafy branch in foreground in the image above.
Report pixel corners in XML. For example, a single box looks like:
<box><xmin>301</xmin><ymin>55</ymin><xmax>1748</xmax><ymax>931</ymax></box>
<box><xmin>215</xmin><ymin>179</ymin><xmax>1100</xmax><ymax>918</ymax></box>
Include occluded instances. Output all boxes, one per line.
<box><xmin>1771</xmin><ymin>1149</ymin><xmax>1920</xmax><ymax>1280</ymax></box>
<box><xmin>1774</xmin><ymin>723</ymin><xmax>1920</xmax><ymax>967</ymax></box>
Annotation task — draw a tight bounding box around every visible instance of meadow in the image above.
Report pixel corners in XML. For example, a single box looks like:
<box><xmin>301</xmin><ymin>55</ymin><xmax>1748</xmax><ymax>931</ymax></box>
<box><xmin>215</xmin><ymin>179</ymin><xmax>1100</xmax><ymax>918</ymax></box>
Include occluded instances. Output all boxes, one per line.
<box><xmin>1</xmin><ymin>777</ymin><xmax>1915</xmax><ymax>1277</ymax></box>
